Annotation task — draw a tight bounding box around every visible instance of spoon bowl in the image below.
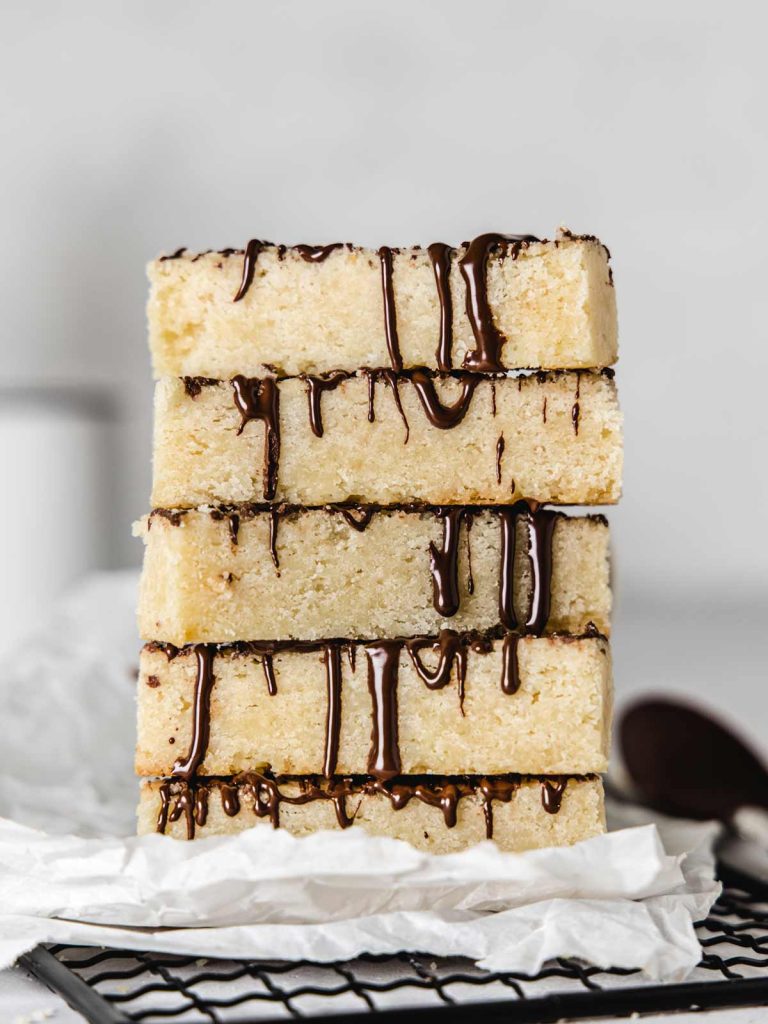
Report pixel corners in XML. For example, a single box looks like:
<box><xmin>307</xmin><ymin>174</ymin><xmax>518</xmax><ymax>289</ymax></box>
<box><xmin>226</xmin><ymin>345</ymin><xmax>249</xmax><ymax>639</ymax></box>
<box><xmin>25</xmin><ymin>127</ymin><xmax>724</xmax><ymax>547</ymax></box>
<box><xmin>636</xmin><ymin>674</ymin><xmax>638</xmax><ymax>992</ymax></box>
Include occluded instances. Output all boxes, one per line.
<box><xmin>619</xmin><ymin>697</ymin><xmax>768</xmax><ymax>822</ymax></box>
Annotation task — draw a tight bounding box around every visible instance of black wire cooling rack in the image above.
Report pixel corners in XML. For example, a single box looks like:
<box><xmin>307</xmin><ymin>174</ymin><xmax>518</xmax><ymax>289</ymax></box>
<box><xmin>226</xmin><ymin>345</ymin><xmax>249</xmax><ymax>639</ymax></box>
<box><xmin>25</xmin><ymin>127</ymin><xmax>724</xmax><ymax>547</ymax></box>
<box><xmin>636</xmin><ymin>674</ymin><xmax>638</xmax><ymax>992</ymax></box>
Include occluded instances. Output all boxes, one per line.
<box><xmin>19</xmin><ymin>880</ymin><xmax>768</xmax><ymax>1023</ymax></box>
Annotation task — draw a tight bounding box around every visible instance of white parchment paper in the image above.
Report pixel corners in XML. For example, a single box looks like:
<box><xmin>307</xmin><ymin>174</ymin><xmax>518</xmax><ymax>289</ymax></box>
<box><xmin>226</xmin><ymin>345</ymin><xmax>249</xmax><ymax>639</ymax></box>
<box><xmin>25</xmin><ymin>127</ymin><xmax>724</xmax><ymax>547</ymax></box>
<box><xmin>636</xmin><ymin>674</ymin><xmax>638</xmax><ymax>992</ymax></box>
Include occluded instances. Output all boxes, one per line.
<box><xmin>0</xmin><ymin>574</ymin><xmax>722</xmax><ymax>979</ymax></box>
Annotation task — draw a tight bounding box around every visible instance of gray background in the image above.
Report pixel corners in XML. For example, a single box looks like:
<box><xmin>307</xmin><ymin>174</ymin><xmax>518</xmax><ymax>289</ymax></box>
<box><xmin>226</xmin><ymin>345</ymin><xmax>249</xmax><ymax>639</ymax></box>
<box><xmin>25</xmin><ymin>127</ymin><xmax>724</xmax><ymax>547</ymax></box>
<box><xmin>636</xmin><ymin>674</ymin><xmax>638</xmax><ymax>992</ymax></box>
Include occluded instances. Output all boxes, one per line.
<box><xmin>1</xmin><ymin>1</ymin><xmax>766</xmax><ymax>737</ymax></box>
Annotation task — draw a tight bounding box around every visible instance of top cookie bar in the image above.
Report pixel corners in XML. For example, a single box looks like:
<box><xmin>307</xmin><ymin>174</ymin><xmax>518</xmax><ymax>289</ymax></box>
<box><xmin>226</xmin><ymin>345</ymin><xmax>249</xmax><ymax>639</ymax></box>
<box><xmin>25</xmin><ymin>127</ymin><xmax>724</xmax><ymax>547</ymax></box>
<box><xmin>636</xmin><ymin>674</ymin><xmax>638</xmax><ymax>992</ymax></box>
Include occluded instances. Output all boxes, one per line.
<box><xmin>148</xmin><ymin>232</ymin><xmax>617</xmax><ymax>378</ymax></box>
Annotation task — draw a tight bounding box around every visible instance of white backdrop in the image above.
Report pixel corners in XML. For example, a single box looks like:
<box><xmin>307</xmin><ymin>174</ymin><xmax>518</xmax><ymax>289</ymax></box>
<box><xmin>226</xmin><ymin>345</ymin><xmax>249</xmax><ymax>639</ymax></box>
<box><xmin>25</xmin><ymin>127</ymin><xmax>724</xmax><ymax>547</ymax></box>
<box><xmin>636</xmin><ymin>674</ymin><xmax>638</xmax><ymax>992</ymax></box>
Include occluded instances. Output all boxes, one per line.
<box><xmin>1</xmin><ymin>1</ymin><xmax>766</xmax><ymax>725</ymax></box>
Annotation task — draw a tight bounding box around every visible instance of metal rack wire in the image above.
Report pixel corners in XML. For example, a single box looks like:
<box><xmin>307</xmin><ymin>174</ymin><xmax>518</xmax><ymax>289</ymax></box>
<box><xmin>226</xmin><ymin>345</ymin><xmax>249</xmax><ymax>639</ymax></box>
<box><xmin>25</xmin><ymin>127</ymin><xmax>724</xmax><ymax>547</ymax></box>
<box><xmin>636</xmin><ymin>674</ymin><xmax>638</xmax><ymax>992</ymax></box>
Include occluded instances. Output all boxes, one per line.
<box><xmin>20</xmin><ymin>884</ymin><xmax>768</xmax><ymax>1022</ymax></box>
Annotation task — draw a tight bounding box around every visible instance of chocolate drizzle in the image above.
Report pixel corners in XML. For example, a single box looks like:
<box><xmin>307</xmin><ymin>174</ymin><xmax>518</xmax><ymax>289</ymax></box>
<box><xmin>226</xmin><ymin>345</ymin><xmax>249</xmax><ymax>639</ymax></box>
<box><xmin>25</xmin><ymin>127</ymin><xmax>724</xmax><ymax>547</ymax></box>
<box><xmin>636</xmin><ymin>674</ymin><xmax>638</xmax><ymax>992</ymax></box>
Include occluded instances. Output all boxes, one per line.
<box><xmin>261</xmin><ymin>653</ymin><xmax>278</xmax><ymax>696</ymax></box>
<box><xmin>427</xmin><ymin>243</ymin><xmax>454</xmax><ymax>371</ymax></box>
<box><xmin>211</xmin><ymin>509</ymin><xmax>239</xmax><ymax>545</ymax></box>
<box><xmin>478</xmin><ymin>778</ymin><xmax>519</xmax><ymax>838</ymax></box>
<box><xmin>183</xmin><ymin>376</ymin><xmax>218</xmax><ymax>398</ymax></box>
<box><xmin>155</xmin><ymin>772</ymin><xmax>575</xmax><ymax>841</ymax></box>
<box><xmin>172</xmin><ymin>645</ymin><xmax>216</xmax><ymax>780</ymax></box>
<box><xmin>233</xmin><ymin>239</ymin><xmax>267</xmax><ymax>302</ymax></box>
<box><xmin>429</xmin><ymin>509</ymin><xmax>466</xmax><ymax>618</ymax></box>
<box><xmin>338</xmin><ymin>506</ymin><xmax>375</xmax><ymax>532</ymax></box>
<box><xmin>498</xmin><ymin>502</ymin><xmax>558</xmax><ymax>634</ymax></box>
<box><xmin>365</xmin><ymin>642</ymin><xmax>402</xmax><ymax>780</ymax></box>
<box><xmin>460</xmin><ymin>233</ymin><xmax>539</xmax><ymax>371</ymax></box>
<box><xmin>378</xmin><ymin>246</ymin><xmax>403</xmax><ymax>371</ymax></box>
<box><xmin>572</xmin><ymin>372</ymin><xmax>581</xmax><ymax>435</ymax></box>
<box><xmin>160</xmin><ymin>247</ymin><xmax>187</xmax><ymax>262</ymax></box>
<box><xmin>524</xmin><ymin>507</ymin><xmax>558</xmax><ymax>634</ymax></box>
<box><xmin>541</xmin><ymin>778</ymin><xmax>567</xmax><ymax>814</ymax></box>
<box><xmin>406</xmin><ymin>629</ymin><xmax>468</xmax><ymax>712</ymax></box>
<box><xmin>323</xmin><ymin>644</ymin><xmax>343</xmax><ymax>776</ymax></box>
<box><xmin>495</xmin><ymin>434</ymin><xmax>505</xmax><ymax>484</ymax></box>
<box><xmin>409</xmin><ymin>370</ymin><xmax>478</xmax><ymax>429</ymax></box>
<box><xmin>363</xmin><ymin>369</ymin><xmax>410</xmax><ymax>441</ymax></box>
<box><xmin>295</xmin><ymin>243</ymin><xmax>343</xmax><ymax>263</ymax></box>
<box><xmin>268</xmin><ymin>509</ymin><xmax>280</xmax><ymax>570</ymax></box>
<box><xmin>465</xmin><ymin>514</ymin><xmax>475</xmax><ymax>596</ymax></box>
<box><xmin>500</xmin><ymin>633</ymin><xmax>521</xmax><ymax>695</ymax></box>
<box><xmin>303</xmin><ymin>371</ymin><xmax>351</xmax><ymax>437</ymax></box>
<box><xmin>231</xmin><ymin>375</ymin><xmax>280</xmax><ymax>500</ymax></box>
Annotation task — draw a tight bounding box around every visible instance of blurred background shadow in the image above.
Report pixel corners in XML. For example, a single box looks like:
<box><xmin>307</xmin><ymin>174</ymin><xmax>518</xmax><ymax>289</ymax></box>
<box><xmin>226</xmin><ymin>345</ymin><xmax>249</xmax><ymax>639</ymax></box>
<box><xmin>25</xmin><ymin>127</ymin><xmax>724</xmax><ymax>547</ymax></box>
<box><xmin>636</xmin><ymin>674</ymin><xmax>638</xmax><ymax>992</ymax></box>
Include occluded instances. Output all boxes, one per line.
<box><xmin>1</xmin><ymin>1</ymin><xmax>766</xmax><ymax>754</ymax></box>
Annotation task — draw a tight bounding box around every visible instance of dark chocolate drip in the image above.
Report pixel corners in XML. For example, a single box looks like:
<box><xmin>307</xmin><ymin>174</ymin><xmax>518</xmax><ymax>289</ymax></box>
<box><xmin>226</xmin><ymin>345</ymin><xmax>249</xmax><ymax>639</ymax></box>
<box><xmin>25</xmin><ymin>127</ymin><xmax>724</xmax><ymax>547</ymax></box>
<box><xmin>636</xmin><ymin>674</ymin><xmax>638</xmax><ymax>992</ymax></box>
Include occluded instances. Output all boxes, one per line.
<box><xmin>323</xmin><ymin>644</ymin><xmax>343</xmax><ymax>777</ymax></box>
<box><xmin>378</xmin><ymin>246</ymin><xmax>403</xmax><ymax>371</ymax></box>
<box><xmin>495</xmin><ymin>434</ymin><xmax>505</xmax><ymax>485</ymax></box>
<box><xmin>524</xmin><ymin>508</ymin><xmax>557</xmax><ymax>634</ymax></box>
<box><xmin>327</xmin><ymin>781</ymin><xmax>356</xmax><ymax>829</ymax></box>
<box><xmin>183</xmin><ymin>376</ymin><xmax>218</xmax><ymax>398</ymax></box>
<box><xmin>166</xmin><ymin>783</ymin><xmax>195</xmax><ymax>839</ymax></box>
<box><xmin>406</xmin><ymin>629</ymin><xmax>467</xmax><ymax>713</ymax></box>
<box><xmin>231</xmin><ymin>375</ymin><xmax>280</xmax><ymax>500</ymax></box>
<box><xmin>261</xmin><ymin>653</ymin><xmax>278</xmax><ymax>696</ymax></box>
<box><xmin>193</xmin><ymin>786</ymin><xmax>209</xmax><ymax>828</ymax></box>
<box><xmin>409</xmin><ymin>370</ymin><xmax>478</xmax><ymax>429</ymax></box>
<box><xmin>429</xmin><ymin>509</ymin><xmax>466</xmax><ymax>618</ymax></box>
<box><xmin>172</xmin><ymin>645</ymin><xmax>216</xmax><ymax>780</ymax></box>
<box><xmin>268</xmin><ymin>509</ymin><xmax>280</xmax><ymax>571</ymax></box>
<box><xmin>145</xmin><ymin>627</ymin><xmax>606</xmax><ymax>665</ymax></box>
<box><xmin>156</xmin><ymin>772</ymin><xmax>579</xmax><ymax>839</ymax></box>
<box><xmin>427</xmin><ymin>243</ymin><xmax>454</xmax><ymax>371</ymax></box>
<box><xmin>157</xmin><ymin>782</ymin><xmax>170</xmax><ymax>833</ymax></box>
<box><xmin>295</xmin><ymin>243</ymin><xmax>343</xmax><ymax>263</ymax></box>
<box><xmin>366</xmin><ymin>371</ymin><xmax>375</xmax><ymax>422</ymax></box>
<box><xmin>465</xmin><ymin>513</ymin><xmax>474</xmax><ymax>596</ymax></box>
<box><xmin>238</xmin><ymin>772</ymin><xmax>283</xmax><ymax>828</ymax></box>
<box><xmin>460</xmin><ymin>233</ymin><xmax>538</xmax><ymax>371</ymax></box>
<box><xmin>303</xmin><ymin>371</ymin><xmax>351</xmax><ymax>438</ymax></box>
<box><xmin>365</xmin><ymin>642</ymin><xmax>402</xmax><ymax>780</ymax></box>
<box><xmin>498</xmin><ymin>503</ymin><xmax>557</xmax><ymax>634</ymax></box>
<box><xmin>414</xmin><ymin>782</ymin><xmax>462</xmax><ymax>828</ymax></box>
<box><xmin>159</xmin><ymin>247</ymin><xmax>186</xmax><ymax>262</ymax></box>
<box><xmin>541</xmin><ymin>778</ymin><xmax>567</xmax><ymax>814</ymax></box>
<box><xmin>210</xmin><ymin>508</ymin><xmax>240</xmax><ymax>545</ymax></box>
<box><xmin>346</xmin><ymin>643</ymin><xmax>357</xmax><ymax>673</ymax></box>
<box><xmin>478</xmin><ymin>778</ymin><xmax>519</xmax><ymax>839</ymax></box>
<box><xmin>498</xmin><ymin>507</ymin><xmax>521</xmax><ymax>631</ymax></box>
<box><xmin>228</xmin><ymin>513</ymin><xmax>240</xmax><ymax>545</ymax></box>
<box><xmin>220</xmin><ymin>781</ymin><xmax>241</xmax><ymax>817</ymax></box>
<box><xmin>233</xmin><ymin>239</ymin><xmax>267</xmax><ymax>302</ymax></box>
<box><xmin>501</xmin><ymin>633</ymin><xmax>521</xmax><ymax>695</ymax></box>
<box><xmin>369</xmin><ymin>778</ymin><xmax>469</xmax><ymax>829</ymax></box>
<box><xmin>338</xmin><ymin>506</ymin><xmax>375</xmax><ymax>532</ymax></box>
<box><xmin>571</xmin><ymin>372</ymin><xmax>581</xmax><ymax>435</ymax></box>
<box><xmin>542</xmin><ymin>397</ymin><xmax>548</xmax><ymax>424</ymax></box>
<box><xmin>490</xmin><ymin>382</ymin><xmax>497</xmax><ymax>417</ymax></box>
<box><xmin>363</xmin><ymin>369</ymin><xmax>410</xmax><ymax>442</ymax></box>
<box><xmin>148</xmin><ymin>507</ymin><xmax>187</xmax><ymax>529</ymax></box>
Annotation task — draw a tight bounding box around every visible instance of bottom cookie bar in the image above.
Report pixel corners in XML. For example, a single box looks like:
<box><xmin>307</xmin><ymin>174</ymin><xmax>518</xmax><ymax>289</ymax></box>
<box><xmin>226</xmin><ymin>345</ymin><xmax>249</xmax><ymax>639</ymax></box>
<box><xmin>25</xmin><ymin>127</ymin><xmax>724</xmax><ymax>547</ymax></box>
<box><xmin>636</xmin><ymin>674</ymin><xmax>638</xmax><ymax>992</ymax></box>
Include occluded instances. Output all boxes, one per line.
<box><xmin>138</xmin><ymin>774</ymin><xmax>605</xmax><ymax>853</ymax></box>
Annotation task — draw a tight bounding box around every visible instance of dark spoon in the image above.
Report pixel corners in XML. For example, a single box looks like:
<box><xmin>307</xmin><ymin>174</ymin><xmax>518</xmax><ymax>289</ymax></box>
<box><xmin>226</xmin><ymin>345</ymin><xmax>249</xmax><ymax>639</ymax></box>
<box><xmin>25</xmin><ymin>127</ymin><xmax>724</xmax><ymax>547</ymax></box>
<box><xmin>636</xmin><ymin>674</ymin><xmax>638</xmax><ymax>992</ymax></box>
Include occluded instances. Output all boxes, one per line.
<box><xmin>619</xmin><ymin>697</ymin><xmax>768</xmax><ymax>822</ymax></box>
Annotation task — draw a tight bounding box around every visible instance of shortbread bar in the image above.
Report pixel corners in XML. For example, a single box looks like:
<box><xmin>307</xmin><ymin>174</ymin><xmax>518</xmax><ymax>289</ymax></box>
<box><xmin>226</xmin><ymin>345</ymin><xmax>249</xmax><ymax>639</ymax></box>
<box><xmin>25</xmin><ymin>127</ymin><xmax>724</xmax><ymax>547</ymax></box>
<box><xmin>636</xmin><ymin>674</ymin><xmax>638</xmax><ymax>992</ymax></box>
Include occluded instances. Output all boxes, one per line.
<box><xmin>136</xmin><ymin>507</ymin><xmax>610</xmax><ymax>644</ymax></box>
<box><xmin>136</xmin><ymin>634</ymin><xmax>612</xmax><ymax>777</ymax></box>
<box><xmin>151</xmin><ymin>370</ymin><xmax>622</xmax><ymax>507</ymax></box>
<box><xmin>148</xmin><ymin>233</ymin><xmax>617</xmax><ymax>378</ymax></box>
<box><xmin>138</xmin><ymin>774</ymin><xmax>606</xmax><ymax>853</ymax></box>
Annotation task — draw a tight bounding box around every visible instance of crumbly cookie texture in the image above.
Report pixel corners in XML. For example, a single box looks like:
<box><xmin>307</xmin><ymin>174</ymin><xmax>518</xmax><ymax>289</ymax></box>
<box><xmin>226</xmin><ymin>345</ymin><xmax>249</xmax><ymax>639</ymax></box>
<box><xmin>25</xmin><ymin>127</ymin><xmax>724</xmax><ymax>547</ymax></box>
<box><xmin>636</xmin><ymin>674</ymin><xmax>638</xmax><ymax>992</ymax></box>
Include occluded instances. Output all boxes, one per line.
<box><xmin>135</xmin><ymin>508</ymin><xmax>610</xmax><ymax>644</ymax></box>
<box><xmin>136</xmin><ymin>635</ymin><xmax>612</xmax><ymax>777</ymax></box>
<box><xmin>137</xmin><ymin>775</ymin><xmax>606</xmax><ymax>853</ymax></box>
<box><xmin>151</xmin><ymin>371</ymin><xmax>622</xmax><ymax>508</ymax></box>
<box><xmin>148</xmin><ymin>236</ymin><xmax>617</xmax><ymax>378</ymax></box>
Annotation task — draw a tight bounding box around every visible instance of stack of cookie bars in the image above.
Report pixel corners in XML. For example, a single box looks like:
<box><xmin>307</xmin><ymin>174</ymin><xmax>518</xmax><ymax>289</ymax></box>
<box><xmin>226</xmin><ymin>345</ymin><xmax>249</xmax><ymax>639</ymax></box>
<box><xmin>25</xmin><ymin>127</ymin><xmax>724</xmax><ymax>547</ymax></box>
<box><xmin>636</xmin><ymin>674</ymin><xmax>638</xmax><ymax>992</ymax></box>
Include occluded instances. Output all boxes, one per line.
<box><xmin>135</xmin><ymin>231</ymin><xmax>622</xmax><ymax>852</ymax></box>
